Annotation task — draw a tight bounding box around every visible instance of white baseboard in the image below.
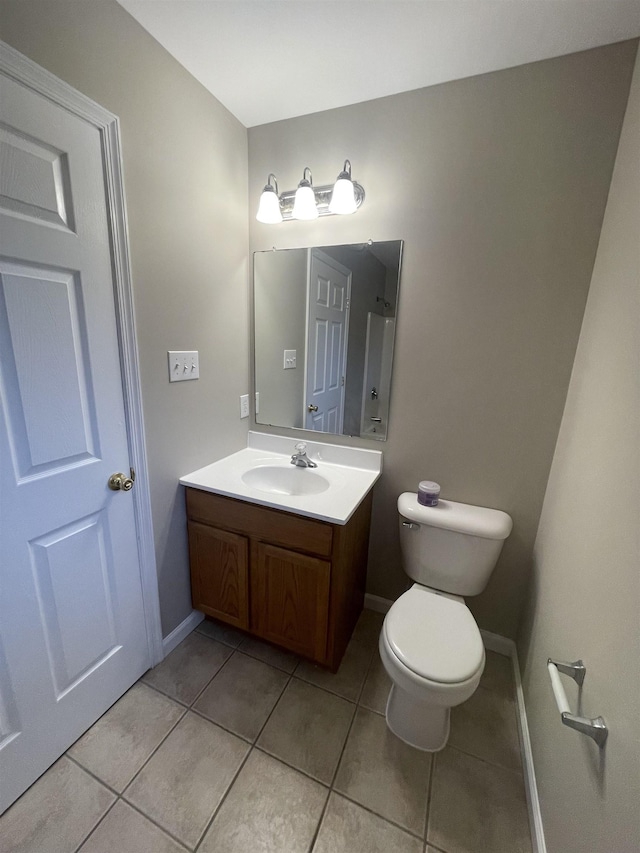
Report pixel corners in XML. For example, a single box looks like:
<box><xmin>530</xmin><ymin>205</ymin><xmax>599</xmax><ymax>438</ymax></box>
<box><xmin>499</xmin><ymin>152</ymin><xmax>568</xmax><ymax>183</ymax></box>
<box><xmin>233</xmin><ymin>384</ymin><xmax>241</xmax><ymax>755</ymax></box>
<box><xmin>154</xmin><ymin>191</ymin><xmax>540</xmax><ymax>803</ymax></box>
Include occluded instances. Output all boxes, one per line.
<box><xmin>482</xmin><ymin>630</ymin><xmax>546</xmax><ymax>853</ymax></box>
<box><xmin>364</xmin><ymin>593</ymin><xmax>392</xmax><ymax>613</ymax></box>
<box><xmin>479</xmin><ymin>627</ymin><xmax>515</xmax><ymax>657</ymax></box>
<box><xmin>510</xmin><ymin>642</ymin><xmax>547</xmax><ymax>853</ymax></box>
<box><xmin>365</xmin><ymin>594</ymin><xmax>545</xmax><ymax>853</ymax></box>
<box><xmin>161</xmin><ymin>609</ymin><xmax>204</xmax><ymax>658</ymax></box>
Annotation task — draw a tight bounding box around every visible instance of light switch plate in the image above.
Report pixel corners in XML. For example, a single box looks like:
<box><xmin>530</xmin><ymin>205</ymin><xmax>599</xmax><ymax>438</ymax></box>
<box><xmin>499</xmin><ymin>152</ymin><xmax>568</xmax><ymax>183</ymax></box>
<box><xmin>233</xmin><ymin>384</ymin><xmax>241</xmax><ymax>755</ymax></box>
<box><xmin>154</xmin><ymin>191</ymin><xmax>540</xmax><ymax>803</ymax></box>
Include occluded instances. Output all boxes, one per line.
<box><xmin>283</xmin><ymin>349</ymin><xmax>297</xmax><ymax>369</ymax></box>
<box><xmin>240</xmin><ymin>394</ymin><xmax>249</xmax><ymax>419</ymax></box>
<box><xmin>168</xmin><ymin>351</ymin><xmax>199</xmax><ymax>382</ymax></box>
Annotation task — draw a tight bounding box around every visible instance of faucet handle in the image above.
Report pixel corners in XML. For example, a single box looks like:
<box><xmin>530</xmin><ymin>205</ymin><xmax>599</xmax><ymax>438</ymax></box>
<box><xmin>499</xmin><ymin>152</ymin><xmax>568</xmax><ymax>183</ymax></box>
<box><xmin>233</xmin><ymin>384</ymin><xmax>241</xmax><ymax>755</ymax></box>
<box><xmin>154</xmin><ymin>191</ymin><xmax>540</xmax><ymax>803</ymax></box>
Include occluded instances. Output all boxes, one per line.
<box><xmin>294</xmin><ymin>442</ymin><xmax>307</xmax><ymax>454</ymax></box>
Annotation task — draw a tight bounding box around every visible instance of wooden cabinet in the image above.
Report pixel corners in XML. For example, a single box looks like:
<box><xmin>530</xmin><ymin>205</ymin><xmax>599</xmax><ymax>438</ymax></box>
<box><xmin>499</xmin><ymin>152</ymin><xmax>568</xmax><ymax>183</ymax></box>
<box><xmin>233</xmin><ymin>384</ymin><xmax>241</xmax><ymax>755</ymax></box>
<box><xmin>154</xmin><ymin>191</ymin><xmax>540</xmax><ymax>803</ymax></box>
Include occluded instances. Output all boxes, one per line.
<box><xmin>185</xmin><ymin>487</ymin><xmax>373</xmax><ymax>670</ymax></box>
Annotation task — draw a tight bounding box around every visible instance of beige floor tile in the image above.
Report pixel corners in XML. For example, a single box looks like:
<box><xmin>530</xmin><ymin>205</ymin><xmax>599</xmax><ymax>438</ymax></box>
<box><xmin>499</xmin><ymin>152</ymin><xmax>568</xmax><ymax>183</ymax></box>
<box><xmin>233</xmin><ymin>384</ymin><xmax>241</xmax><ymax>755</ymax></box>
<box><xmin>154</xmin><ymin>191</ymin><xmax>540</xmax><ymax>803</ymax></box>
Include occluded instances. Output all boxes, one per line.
<box><xmin>334</xmin><ymin>707</ymin><xmax>431</xmax><ymax>836</ymax></box>
<box><xmin>194</xmin><ymin>651</ymin><xmax>288</xmax><ymax>740</ymax></box>
<box><xmin>196</xmin><ymin>617</ymin><xmax>245</xmax><ymax>648</ymax></box>
<box><xmin>312</xmin><ymin>793</ymin><xmax>423</xmax><ymax>853</ymax></box>
<box><xmin>68</xmin><ymin>682</ymin><xmax>184</xmax><ymax>791</ymax></box>
<box><xmin>238</xmin><ymin>634</ymin><xmax>300</xmax><ymax>673</ymax></box>
<box><xmin>142</xmin><ymin>631</ymin><xmax>232</xmax><ymax>705</ymax></box>
<box><xmin>199</xmin><ymin>749</ymin><xmax>328</xmax><ymax>853</ymax></box>
<box><xmin>257</xmin><ymin>679</ymin><xmax>355</xmax><ymax>784</ymax></box>
<box><xmin>352</xmin><ymin>608</ymin><xmax>385</xmax><ymax>648</ymax></box>
<box><xmin>428</xmin><ymin>746</ymin><xmax>532</xmax><ymax>853</ymax></box>
<box><xmin>480</xmin><ymin>650</ymin><xmax>516</xmax><ymax>699</ymax></box>
<box><xmin>295</xmin><ymin>626</ymin><xmax>374</xmax><ymax>702</ymax></box>
<box><xmin>449</xmin><ymin>684</ymin><xmax>522</xmax><ymax>771</ymax></box>
<box><xmin>359</xmin><ymin>654</ymin><xmax>391</xmax><ymax>714</ymax></box>
<box><xmin>78</xmin><ymin>800</ymin><xmax>186</xmax><ymax>853</ymax></box>
<box><xmin>0</xmin><ymin>756</ymin><xmax>115</xmax><ymax>853</ymax></box>
<box><xmin>124</xmin><ymin>711</ymin><xmax>249</xmax><ymax>848</ymax></box>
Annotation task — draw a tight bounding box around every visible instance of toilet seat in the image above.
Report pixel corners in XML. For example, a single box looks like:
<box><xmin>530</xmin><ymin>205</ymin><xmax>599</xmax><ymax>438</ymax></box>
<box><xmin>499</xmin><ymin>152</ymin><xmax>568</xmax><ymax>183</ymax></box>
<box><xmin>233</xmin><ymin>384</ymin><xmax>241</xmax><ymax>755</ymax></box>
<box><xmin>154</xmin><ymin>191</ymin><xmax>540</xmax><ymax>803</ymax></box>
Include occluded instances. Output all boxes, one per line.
<box><xmin>384</xmin><ymin>586</ymin><xmax>484</xmax><ymax>684</ymax></box>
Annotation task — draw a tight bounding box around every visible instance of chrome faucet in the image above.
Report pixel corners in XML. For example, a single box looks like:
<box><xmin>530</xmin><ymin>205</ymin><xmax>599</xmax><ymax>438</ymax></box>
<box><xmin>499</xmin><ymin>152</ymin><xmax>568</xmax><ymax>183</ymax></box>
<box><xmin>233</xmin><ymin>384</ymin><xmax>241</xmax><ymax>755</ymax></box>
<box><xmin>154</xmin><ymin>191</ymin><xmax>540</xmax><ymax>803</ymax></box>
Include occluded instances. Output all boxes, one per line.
<box><xmin>290</xmin><ymin>442</ymin><xmax>317</xmax><ymax>468</ymax></box>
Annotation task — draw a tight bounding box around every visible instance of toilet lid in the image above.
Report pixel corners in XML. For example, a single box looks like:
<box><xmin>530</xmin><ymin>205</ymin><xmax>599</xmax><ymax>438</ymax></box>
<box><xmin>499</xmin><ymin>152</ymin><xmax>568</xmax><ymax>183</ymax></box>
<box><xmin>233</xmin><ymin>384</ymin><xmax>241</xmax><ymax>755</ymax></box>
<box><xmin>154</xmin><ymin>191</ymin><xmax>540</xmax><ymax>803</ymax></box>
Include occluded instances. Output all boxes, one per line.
<box><xmin>384</xmin><ymin>587</ymin><xmax>484</xmax><ymax>684</ymax></box>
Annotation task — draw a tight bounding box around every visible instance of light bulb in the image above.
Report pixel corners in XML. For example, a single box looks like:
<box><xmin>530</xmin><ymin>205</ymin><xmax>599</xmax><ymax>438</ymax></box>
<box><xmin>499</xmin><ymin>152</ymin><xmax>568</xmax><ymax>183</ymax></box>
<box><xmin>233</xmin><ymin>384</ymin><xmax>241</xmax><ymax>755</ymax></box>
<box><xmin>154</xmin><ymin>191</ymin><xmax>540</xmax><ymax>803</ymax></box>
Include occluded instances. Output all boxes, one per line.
<box><xmin>292</xmin><ymin>185</ymin><xmax>318</xmax><ymax>220</ymax></box>
<box><xmin>329</xmin><ymin>160</ymin><xmax>357</xmax><ymax>214</ymax></box>
<box><xmin>256</xmin><ymin>175</ymin><xmax>282</xmax><ymax>224</ymax></box>
<box><xmin>292</xmin><ymin>168</ymin><xmax>318</xmax><ymax>220</ymax></box>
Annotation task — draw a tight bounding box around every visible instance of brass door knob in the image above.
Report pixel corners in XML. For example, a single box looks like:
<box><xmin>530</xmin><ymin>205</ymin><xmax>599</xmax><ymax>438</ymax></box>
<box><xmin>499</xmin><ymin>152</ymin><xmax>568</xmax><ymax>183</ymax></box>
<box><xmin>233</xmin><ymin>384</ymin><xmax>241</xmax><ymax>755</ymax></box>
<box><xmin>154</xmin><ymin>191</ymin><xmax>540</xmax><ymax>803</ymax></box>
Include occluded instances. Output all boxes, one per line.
<box><xmin>108</xmin><ymin>468</ymin><xmax>135</xmax><ymax>491</ymax></box>
<box><xmin>307</xmin><ymin>404</ymin><xmax>319</xmax><ymax>412</ymax></box>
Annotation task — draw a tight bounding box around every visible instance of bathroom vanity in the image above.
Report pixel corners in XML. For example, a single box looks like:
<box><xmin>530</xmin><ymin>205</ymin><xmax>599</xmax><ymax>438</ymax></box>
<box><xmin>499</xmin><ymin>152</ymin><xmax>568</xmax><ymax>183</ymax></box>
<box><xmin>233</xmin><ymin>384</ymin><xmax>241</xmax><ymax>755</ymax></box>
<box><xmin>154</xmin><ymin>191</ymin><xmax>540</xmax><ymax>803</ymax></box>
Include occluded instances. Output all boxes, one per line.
<box><xmin>180</xmin><ymin>433</ymin><xmax>382</xmax><ymax>670</ymax></box>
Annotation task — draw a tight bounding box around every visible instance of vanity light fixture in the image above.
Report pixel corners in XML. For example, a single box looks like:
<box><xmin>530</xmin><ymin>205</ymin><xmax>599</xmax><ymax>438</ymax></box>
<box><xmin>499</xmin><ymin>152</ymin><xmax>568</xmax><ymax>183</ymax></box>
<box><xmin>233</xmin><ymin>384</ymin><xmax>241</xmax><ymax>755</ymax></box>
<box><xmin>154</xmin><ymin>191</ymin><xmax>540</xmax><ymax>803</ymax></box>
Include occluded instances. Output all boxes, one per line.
<box><xmin>292</xmin><ymin>167</ymin><xmax>318</xmax><ymax>220</ymax></box>
<box><xmin>329</xmin><ymin>160</ymin><xmax>358</xmax><ymax>215</ymax></box>
<box><xmin>255</xmin><ymin>161</ymin><xmax>365</xmax><ymax>223</ymax></box>
<box><xmin>256</xmin><ymin>173</ymin><xmax>283</xmax><ymax>224</ymax></box>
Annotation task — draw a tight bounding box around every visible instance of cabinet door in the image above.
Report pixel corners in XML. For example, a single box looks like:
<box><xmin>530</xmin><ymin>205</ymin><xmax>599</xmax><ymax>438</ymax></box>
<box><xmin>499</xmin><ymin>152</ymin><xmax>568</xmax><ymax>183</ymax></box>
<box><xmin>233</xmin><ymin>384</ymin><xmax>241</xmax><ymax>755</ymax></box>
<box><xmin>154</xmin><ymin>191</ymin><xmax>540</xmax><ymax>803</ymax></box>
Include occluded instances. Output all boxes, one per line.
<box><xmin>251</xmin><ymin>543</ymin><xmax>330</xmax><ymax>661</ymax></box>
<box><xmin>188</xmin><ymin>521</ymin><xmax>249</xmax><ymax>629</ymax></box>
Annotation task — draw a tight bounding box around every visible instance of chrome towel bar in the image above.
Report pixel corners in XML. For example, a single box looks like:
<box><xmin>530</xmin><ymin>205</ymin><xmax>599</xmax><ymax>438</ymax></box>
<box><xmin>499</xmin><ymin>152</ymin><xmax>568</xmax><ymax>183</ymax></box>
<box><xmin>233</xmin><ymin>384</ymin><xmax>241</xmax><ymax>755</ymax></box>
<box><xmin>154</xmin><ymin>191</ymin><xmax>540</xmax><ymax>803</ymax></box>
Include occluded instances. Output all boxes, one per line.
<box><xmin>547</xmin><ymin>658</ymin><xmax>608</xmax><ymax>748</ymax></box>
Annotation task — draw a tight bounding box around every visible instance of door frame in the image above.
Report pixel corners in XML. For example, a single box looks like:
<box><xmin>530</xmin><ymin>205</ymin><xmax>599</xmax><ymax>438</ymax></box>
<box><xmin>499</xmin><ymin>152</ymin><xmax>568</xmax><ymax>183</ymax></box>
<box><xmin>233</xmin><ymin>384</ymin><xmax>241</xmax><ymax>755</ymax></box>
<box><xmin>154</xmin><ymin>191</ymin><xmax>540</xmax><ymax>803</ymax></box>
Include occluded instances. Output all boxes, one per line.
<box><xmin>0</xmin><ymin>41</ymin><xmax>164</xmax><ymax>666</ymax></box>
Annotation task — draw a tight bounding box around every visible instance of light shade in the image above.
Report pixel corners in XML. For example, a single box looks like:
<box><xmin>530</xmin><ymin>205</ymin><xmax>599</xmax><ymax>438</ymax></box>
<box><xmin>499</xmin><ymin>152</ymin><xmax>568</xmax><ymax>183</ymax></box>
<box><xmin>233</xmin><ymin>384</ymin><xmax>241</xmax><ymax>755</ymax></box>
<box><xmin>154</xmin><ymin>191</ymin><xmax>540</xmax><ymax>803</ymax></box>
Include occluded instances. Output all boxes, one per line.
<box><xmin>256</xmin><ymin>174</ymin><xmax>282</xmax><ymax>223</ymax></box>
<box><xmin>329</xmin><ymin>160</ymin><xmax>357</xmax><ymax>214</ymax></box>
<box><xmin>292</xmin><ymin>167</ymin><xmax>318</xmax><ymax>220</ymax></box>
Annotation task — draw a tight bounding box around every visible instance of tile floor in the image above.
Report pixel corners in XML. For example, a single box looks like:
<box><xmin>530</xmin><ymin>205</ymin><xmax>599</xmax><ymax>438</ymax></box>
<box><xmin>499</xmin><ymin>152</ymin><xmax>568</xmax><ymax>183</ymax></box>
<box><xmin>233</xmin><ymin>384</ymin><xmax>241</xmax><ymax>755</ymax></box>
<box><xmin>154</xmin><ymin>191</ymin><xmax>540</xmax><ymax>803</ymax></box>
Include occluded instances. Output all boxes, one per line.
<box><xmin>1</xmin><ymin>609</ymin><xmax>533</xmax><ymax>853</ymax></box>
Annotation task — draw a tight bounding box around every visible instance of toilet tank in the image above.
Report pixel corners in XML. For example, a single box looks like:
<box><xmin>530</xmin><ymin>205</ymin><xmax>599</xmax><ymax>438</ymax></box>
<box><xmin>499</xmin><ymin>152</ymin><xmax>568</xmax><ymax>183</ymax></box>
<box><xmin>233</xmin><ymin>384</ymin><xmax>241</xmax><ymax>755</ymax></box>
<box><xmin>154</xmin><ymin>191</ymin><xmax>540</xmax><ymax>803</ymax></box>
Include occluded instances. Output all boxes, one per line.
<box><xmin>397</xmin><ymin>493</ymin><xmax>513</xmax><ymax>597</ymax></box>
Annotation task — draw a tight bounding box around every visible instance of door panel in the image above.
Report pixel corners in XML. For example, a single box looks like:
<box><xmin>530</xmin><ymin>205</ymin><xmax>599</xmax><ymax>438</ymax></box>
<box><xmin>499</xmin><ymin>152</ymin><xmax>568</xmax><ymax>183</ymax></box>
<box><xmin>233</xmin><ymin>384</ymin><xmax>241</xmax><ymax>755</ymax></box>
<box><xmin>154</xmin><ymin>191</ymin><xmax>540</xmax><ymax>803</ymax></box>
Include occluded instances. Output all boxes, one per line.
<box><xmin>0</xmin><ymin>61</ymin><xmax>149</xmax><ymax>813</ymax></box>
<box><xmin>305</xmin><ymin>250</ymin><xmax>351</xmax><ymax>432</ymax></box>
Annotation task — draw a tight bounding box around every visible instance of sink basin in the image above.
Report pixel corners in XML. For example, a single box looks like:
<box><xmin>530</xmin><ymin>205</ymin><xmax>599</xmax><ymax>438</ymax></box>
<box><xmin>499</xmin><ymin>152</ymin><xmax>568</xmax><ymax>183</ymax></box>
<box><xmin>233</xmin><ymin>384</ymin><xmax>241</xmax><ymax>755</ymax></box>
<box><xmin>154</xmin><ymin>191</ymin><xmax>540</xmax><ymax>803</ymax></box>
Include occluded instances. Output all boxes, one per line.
<box><xmin>241</xmin><ymin>465</ymin><xmax>330</xmax><ymax>496</ymax></box>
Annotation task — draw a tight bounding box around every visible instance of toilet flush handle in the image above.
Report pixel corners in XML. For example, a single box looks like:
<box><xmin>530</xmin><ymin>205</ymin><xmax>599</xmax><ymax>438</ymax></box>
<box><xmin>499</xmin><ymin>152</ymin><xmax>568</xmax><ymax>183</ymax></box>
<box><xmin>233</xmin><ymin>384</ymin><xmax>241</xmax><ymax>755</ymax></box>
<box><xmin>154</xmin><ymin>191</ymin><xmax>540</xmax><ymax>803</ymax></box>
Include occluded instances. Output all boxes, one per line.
<box><xmin>402</xmin><ymin>521</ymin><xmax>419</xmax><ymax>530</ymax></box>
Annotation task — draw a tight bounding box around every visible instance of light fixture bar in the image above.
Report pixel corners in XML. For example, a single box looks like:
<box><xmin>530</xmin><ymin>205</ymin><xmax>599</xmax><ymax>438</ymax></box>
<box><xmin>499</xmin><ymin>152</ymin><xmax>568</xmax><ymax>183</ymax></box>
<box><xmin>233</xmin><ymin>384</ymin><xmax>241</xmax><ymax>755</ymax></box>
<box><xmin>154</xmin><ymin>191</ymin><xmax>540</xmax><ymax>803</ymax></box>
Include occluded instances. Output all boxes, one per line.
<box><xmin>277</xmin><ymin>181</ymin><xmax>365</xmax><ymax>220</ymax></box>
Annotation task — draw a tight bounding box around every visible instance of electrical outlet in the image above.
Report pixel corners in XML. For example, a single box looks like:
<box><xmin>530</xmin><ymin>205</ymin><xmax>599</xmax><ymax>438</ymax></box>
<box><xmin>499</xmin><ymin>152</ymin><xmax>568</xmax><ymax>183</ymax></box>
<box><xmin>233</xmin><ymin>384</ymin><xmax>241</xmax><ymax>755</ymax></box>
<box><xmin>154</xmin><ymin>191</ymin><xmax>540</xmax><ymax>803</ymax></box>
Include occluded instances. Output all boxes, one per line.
<box><xmin>168</xmin><ymin>351</ymin><xmax>199</xmax><ymax>382</ymax></box>
<box><xmin>240</xmin><ymin>394</ymin><xmax>249</xmax><ymax>419</ymax></box>
<box><xmin>283</xmin><ymin>349</ymin><xmax>297</xmax><ymax>369</ymax></box>
<box><xmin>255</xmin><ymin>391</ymin><xmax>260</xmax><ymax>414</ymax></box>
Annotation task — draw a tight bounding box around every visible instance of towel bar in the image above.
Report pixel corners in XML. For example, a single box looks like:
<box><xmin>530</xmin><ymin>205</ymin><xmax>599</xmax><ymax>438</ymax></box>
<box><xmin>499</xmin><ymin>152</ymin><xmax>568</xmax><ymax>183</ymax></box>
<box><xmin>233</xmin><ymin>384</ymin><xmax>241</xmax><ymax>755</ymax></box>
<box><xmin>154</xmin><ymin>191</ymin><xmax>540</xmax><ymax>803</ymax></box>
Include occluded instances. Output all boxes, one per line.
<box><xmin>547</xmin><ymin>658</ymin><xmax>608</xmax><ymax>748</ymax></box>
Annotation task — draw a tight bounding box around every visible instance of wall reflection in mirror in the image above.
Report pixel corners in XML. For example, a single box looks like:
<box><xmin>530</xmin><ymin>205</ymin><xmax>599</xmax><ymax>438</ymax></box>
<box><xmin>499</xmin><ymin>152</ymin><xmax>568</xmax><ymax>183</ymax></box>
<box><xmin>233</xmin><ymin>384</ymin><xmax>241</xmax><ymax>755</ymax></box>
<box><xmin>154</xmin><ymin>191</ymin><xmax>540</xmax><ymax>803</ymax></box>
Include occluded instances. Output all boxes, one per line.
<box><xmin>253</xmin><ymin>240</ymin><xmax>403</xmax><ymax>441</ymax></box>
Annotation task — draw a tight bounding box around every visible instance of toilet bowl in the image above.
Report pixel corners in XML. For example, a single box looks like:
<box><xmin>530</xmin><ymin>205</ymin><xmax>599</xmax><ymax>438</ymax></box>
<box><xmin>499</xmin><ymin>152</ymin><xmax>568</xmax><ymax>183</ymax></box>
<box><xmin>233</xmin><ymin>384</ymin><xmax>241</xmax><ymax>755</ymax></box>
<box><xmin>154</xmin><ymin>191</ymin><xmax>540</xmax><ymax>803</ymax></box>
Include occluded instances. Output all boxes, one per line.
<box><xmin>380</xmin><ymin>584</ymin><xmax>485</xmax><ymax>751</ymax></box>
<box><xmin>379</xmin><ymin>493</ymin><xmax>512</xmax><ymax>751</ymax></box>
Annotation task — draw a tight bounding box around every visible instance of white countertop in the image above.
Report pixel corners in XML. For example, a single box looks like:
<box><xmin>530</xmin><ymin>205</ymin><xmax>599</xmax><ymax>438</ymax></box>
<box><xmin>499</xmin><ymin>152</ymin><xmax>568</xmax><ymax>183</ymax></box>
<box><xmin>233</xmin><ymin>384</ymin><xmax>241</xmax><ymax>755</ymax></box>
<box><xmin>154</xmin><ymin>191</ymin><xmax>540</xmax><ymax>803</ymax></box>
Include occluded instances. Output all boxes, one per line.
<box><xmin>179</xmin><ymin>432</ymin><xmax>383</xmax><ymax>525</ymax></box>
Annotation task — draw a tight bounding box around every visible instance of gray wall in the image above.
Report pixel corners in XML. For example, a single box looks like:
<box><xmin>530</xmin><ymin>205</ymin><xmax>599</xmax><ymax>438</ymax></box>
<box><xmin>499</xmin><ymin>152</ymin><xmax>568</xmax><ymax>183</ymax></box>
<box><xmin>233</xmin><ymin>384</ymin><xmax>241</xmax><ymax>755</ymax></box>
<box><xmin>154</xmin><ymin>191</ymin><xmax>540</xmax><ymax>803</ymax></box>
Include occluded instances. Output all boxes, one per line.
<box><xmin>0</xmin><ymin>0</ymin><xmax>250</xmax><ymax>637</ymax></box>
<box><xmin>518</xmin><ymin>50</ymin><xmax>640</xmax><ymax>853</ymax></box>
<box><xmin>249</xmin><ymin>42</ymin><xmax>637</xmax><ymax>638</ymax></box>
<box><xmin>254</xmin><ymin>249</ymin><xmax>307</xmax><ymax>428</ymax></box>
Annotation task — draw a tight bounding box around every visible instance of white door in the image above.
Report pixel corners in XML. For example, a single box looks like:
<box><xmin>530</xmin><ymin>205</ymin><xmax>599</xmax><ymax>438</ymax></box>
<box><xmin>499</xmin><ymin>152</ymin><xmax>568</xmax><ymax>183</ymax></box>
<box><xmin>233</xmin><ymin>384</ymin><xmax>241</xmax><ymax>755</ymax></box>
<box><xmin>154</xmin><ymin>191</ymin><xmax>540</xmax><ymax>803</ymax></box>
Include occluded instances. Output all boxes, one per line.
<box><xmin>304</xmin><ymin>250</ymin><xmax>351</xmax><ymax>433</ymax></box>
<box><xmin>0</xmin><ymin>58</ymin><xmax>151</xmax><ymax>813</ymax></box>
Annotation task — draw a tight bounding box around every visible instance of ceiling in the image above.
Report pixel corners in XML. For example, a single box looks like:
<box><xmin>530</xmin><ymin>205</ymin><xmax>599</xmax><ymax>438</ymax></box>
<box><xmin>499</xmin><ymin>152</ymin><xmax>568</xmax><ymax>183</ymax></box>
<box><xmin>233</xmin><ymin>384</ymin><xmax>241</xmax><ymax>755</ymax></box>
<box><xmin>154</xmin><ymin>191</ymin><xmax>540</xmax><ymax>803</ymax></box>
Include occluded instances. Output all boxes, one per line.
<box><xmin>118</xmin><ymin>1</ymin><xmax>640</xmax><ymax>128</ymax></box>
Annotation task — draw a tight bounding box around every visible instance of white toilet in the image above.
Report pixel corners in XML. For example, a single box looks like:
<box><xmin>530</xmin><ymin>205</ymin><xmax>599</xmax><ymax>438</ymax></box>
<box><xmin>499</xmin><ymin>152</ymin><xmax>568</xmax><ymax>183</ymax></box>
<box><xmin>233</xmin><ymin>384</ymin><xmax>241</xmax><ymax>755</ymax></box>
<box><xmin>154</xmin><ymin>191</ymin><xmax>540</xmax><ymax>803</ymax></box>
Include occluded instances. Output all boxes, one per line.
<box><xmin>379</xmin><ymin>492</ymin><xmax>513</xmax><ymax>751</ymax></box>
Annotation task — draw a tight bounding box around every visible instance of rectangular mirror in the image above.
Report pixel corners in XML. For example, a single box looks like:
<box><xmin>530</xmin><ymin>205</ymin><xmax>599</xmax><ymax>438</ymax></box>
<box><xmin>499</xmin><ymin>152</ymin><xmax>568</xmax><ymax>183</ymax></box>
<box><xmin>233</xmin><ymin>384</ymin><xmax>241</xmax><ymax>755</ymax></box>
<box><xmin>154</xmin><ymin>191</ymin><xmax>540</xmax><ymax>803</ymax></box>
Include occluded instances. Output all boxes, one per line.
<box><xmin>253</xmin><ymin>240</ymin><xmax>403</xmax><ymax>440</ymax></box>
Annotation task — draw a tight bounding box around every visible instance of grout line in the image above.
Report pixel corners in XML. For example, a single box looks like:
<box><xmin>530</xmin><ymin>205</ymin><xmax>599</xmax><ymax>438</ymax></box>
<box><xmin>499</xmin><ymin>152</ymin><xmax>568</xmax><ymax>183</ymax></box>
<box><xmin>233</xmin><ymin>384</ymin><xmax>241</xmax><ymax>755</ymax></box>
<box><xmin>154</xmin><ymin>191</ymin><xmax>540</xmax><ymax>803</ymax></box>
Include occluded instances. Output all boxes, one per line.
<box><xmin>445</xmin><ymin>742</ymin><xmax>526</xmax><ymax>778</ymax></box>
<box><xmin>71</xmin><ymin>797</ymin><xmax>120</xmax><ymax>853</ymax></box>
<box><xmin>192</xmin><ymin>665</ymin><xmax>299</xmax><ymax>851</ymax></box>
<box><xmin>118</xmin><ymin>795</ymin><xmax>193</xmax><ymax>850</ymax></box>
<box><xmin>140</xmin><ymin>678</ymin><xmax>190</xmax><ymax>708</ymax></box>
<box><xmin>327</xmin><ymin>701</ymin><xmax>358</xmax><ymax>789</ymax></box>
<box><xmin>185</xmin><ymin>647</ymin><xmax>236</xmax><ymax>709</ymax></box>
<box><xmin>330</xmin><ymin>790</ymin><xmax>426</xmax><ymax>842</ymax></box>
<box><xmin>117</xmin><ymin>701</ymin><xmax>188</xmax><ymax>797</ymax></box>
<box><xmin>65</xmin><ymin>753</ymin><xmax>122</xmax><ymax>798</ymax></box>
<box><xmin>191</xmin><ymin>744</ymin><xmax>253</xmax><ymax>852</ymax></box>
<box><xmin>423</xmin><ymin>747</ymin><xmax>437</xmax><ymax>845</ymax></box>
<box><xmin>305</xmin><ymin>788</ymin><xmax>332</xmax><ymax>853</ymax></box>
